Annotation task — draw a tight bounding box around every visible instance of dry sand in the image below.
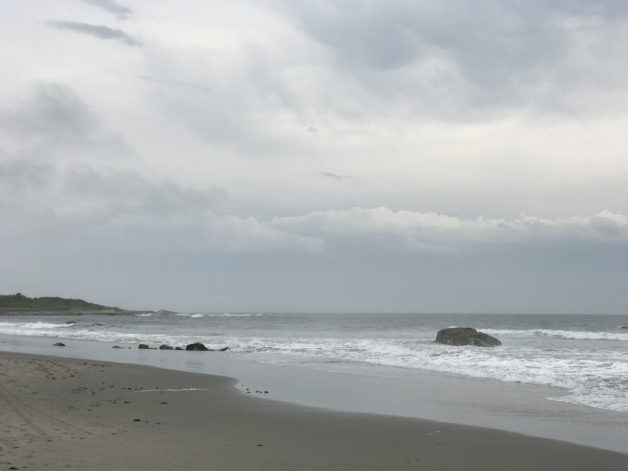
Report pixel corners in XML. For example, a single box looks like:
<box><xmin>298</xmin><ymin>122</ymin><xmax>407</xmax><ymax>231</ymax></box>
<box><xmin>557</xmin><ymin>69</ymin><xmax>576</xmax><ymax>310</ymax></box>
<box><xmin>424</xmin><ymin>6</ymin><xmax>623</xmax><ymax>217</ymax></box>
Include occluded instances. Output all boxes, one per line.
<box><xmin>1</xmin><ymin>351</ymin><xmax>626</xmax><ymax>471</ymax></box>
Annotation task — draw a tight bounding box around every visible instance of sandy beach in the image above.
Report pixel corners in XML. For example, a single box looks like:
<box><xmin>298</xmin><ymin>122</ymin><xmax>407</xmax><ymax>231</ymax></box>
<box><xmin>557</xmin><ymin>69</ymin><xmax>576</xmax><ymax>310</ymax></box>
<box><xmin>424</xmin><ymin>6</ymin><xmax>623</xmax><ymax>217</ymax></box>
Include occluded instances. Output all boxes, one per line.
<box><xmin>1</xmin><ymin>351</ymin><xmax>626</xmax><ymax>471</ymax></box>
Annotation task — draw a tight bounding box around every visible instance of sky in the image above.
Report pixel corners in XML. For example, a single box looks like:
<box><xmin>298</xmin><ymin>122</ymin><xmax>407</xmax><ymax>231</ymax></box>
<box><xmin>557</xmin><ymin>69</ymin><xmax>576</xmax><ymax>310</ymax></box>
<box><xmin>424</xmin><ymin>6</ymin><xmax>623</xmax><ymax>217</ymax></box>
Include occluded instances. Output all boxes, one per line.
<box><xmin>1</xmin><ymin>0</ymin><xmax>627</xmax><ymax>313</ymax></box>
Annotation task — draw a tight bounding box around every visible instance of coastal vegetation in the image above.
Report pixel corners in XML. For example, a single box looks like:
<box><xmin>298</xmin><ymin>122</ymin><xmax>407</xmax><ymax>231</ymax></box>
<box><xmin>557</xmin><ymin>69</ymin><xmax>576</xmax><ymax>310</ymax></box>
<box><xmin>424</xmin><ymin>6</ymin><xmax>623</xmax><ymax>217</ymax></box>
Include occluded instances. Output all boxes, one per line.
<box><xmin>0</xmin><ymin>293</ymin><xmax>123</xmax><ymax>314</ymax></box>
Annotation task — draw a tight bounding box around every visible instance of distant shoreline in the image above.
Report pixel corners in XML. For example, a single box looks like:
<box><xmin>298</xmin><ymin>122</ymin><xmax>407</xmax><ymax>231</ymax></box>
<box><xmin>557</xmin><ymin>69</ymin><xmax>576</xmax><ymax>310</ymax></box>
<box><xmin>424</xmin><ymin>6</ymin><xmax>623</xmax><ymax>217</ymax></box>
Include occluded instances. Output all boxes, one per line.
<box><xmin>0</xmin><ymin>292</ymin><xmax>154</xmax><ymax>316</ymax></box>
<box><xmin>0</xmin><ymin>309</ymin><xmax>147</xmax><ymax>316</ymax></box>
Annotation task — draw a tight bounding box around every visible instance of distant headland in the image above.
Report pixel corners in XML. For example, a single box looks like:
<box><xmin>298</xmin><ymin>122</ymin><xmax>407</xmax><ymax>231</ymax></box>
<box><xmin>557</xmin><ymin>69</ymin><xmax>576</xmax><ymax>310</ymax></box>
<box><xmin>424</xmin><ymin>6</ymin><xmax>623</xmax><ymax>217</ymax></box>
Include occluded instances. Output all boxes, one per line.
<box><xmin>0</xmin><ymin>293</ymin><xmax>143</xmax><ymax>315</ymax></box>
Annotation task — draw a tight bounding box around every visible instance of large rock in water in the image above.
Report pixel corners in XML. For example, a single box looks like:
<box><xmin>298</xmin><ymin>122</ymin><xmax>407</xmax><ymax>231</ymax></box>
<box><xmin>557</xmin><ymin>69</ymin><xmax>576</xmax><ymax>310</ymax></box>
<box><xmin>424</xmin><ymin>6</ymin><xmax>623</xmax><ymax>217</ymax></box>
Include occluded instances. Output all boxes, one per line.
<box><xmin>436</xmin><ymin>327</ymin><xmax>501</xmax><ymax>347</ymax></box>
<box><xmin>186</xmin><ymin>342</ymin><xmax>210</xmax><ymax>351</ymax></box>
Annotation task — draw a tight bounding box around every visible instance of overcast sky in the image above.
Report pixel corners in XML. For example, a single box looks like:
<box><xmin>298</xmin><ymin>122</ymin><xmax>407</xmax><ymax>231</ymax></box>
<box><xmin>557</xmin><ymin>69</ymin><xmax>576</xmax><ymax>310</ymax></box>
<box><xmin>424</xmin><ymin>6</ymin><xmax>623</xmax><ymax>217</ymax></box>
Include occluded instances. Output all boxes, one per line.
<box><xmin>1</xmin><ymin>0</ymin><xmax>627</xmax><ymax>313</ymax></box>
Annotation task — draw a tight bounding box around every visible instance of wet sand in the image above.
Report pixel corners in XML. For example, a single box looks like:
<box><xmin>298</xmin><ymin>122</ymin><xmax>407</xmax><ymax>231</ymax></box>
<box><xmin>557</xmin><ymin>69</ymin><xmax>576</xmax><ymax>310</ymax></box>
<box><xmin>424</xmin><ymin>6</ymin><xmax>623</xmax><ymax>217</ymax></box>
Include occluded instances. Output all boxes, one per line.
<box><xmin>1</xmin><ymin>351</ymin><xmax>626</xmax><ymax>471</ymax></box>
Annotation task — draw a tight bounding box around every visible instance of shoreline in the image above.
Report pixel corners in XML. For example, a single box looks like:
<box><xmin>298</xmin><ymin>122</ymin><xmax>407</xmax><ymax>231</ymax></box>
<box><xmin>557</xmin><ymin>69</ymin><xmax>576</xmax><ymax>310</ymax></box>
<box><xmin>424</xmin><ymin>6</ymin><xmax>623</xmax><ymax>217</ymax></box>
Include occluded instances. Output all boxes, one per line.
<box><xmin>1</xmin><ymin>332</ymin><xmax>627</xmax><ymax>454</ymax></box>
<box><xmin>1</xmin><ymin>350</ymin><xmax>627</xmax><ymax>471</ymax></box>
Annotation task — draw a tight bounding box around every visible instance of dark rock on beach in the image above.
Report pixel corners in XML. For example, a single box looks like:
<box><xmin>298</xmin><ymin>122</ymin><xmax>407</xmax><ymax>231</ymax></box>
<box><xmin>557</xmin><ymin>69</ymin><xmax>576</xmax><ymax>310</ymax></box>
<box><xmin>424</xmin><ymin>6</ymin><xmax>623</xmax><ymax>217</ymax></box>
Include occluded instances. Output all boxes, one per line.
<box><xmin>219</xmin><ymin>346</ymin><xmax>230</xmax><ymax>352</ymax></box>
<box><xmin>436</xmin><ymin>327</ymin><xmax>502</xmax><ymax>347</ymax></box>
<box><xmin>186</xmin><ymin>342</ymin><xmax>210</xmax><ymax>351</ymax></box>
<box><xmin>138</xmin><ymin>344</ymin><xmax>150</xmax><ymax>349</ymax></box>
<box><xmin>175</xmin><ymin>347</ymin><xmax>183</xmax><ymax>350</ymax></box>
<box><xmin>112</xmin><ymin>345</ymin><xmax>123</xmax><ymax>349</ymax></box>
<box><xmin>53</xmin><ymin>342</ymin><xmax>66</xmax><ymax>347</ymax></box>
<box><xmin>159</xmin><ymin>344</ymin><xmax>174</xmax><ymax>350</ymax></box>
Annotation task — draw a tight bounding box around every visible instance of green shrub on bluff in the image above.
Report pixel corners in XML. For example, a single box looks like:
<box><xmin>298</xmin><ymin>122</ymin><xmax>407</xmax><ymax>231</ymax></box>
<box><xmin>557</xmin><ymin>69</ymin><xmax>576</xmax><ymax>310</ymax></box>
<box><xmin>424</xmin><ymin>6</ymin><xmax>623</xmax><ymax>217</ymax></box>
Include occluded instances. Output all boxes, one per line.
<box><xmin>0</xmin><ymin>293</ymin><xmax>119</xmax><ymax>312</ymax></box>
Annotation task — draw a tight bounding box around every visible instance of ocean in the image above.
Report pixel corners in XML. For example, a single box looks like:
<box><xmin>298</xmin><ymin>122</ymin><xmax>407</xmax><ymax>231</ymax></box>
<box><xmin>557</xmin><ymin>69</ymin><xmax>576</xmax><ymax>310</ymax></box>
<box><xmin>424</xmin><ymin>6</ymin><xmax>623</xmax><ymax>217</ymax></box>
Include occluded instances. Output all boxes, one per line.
<box><xmin>1</xmin><ymin>312</ymin><xmax>627</xmax><ymax>413</ymax></box>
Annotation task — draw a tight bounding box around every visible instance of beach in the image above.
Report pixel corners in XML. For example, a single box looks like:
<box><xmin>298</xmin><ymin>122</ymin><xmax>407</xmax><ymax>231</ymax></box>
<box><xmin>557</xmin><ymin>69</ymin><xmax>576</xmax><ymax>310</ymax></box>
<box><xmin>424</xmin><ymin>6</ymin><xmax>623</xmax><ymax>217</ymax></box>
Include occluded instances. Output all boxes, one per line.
<box><xmin>1</xmin><ymin>351</ymin><xmax>626</xmax><ymax>471</ymax></box>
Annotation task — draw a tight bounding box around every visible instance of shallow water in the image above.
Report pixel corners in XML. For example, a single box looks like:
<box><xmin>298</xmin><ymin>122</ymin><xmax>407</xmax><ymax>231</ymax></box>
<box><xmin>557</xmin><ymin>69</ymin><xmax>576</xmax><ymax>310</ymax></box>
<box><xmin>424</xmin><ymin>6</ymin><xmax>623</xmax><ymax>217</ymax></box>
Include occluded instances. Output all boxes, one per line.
<box><xmin>1</xmin><ymin>312</ymin><xmax>626</xmax><ymax>412</ymax></box>
<box><xmin>1</xmin><ymin>332</ymin><xmax>627</xmax><ymax>453</ymax></box>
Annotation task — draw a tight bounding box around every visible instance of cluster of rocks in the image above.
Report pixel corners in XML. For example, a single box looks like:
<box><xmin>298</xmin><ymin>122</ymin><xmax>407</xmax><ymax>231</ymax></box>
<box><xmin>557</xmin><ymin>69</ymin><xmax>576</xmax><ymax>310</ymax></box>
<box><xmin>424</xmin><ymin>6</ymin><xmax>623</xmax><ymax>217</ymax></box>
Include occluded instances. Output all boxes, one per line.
<box><xmin>52</xmin><ymin>341</ymin><xmax>230</xmax><ymax>350</ymax></box>
<box><xmin>54</xmin><ymin>329</ymin><xmax>500</xmax><ymax>351</ymax></box>
<box><xmin>137</xmin><ymin>342</ymin><xmax>230</xmax><ymax>352</ymax></box>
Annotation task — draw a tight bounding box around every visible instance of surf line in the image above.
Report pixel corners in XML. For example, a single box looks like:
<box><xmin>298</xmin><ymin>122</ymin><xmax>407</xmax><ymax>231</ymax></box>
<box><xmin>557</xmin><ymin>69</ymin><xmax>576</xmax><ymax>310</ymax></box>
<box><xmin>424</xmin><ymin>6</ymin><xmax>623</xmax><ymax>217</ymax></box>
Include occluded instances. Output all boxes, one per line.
<box><xmin>136</xmin><ymin>388</ymin><xmax>210</xmax><ymax>393</ymax></box>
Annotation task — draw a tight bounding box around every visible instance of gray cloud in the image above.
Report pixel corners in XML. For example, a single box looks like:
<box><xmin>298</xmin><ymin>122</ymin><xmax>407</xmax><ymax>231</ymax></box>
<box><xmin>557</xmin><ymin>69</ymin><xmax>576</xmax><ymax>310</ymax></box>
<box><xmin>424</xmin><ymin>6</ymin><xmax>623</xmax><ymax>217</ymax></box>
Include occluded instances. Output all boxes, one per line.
<box><xmin>1</xmin><ymin>82</ymin><xmax>97</xmax><ymax>145</ymax></box>
<box><xmin>271</xmin><ymin>207</ymin><xmax>628</xmax><ymax>253</ymax></box>
<box><xmin>0</xmin><ymin>159</ymin><xmax>53</xmax><ymax>190</ymax></box>
<box><xmin>141</xmin><ymin>58</ymin><xmax>285</xmax><ymax>154</ymax></box>
<box><xmin>321</xmin><ymin>172</ymin><xmax>350</xmax><ymax>180</ymax></box>
<box><xmin>0</xmin><ymin>163</ymin><xmax>320</xmax><ymax>257</ymax></box>
<box><xmin>3</xmin><ymin>191</ymin><xmax>626</xmax><ymax>312</ymax></box>
<box><xmin>285</xmin><ymin>1</ymin><xmax>628</xmax><ymax>72</ymax></box>
<box><xmin>278</xmin><ymin>0</ymin><xmax>628</xmax><ymax>118</ymax></box>
<box><xmin>0</xmin><ymin>82</ymin><xmax>134</xmax><ymax>164</ymax></box>
<box><xmin>64</xmin><ymin>167</ymin><xmax>226</xmax><ymax>218</ymax></box>
<box><xmin>61</xmin><ymin>167</ymin><xmax>321</xmax><ymax>254</ymax></box>
<box><xmin>139</xmin><ymin>75</ymin><xmax>211</xmax><ymax>93</ymax></box>
<box><xmin>46</xmin><ymin>20</ymin><xmax>141</xmax><ymax>46</ymax></box>
<box><xmin>80</xmin><ymin>0</ymin><xmax>133</xmax><ymax>19</ymax></box>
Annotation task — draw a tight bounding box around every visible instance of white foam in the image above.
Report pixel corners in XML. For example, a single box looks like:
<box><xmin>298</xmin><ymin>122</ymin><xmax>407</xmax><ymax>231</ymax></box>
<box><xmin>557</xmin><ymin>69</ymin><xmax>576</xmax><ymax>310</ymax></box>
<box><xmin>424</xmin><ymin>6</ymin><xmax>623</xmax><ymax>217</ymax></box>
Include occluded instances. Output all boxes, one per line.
<box><xmin>0</xmin><ymin>321</ymin><xmax>74</xmax><ymax>331</ymax></box>
<box><xmin>0</xmin><ymin>322</ymin><xmax>220</xmax><ymax>349</ymax></box>
<box><xmin>213</xmin><ymin>336</ymin><xmax>628</xmax><ymax>412</ymax></box>
<box><xmin>176</xmin><ymin>312</ymin><xmax>264</xmax><ymax>318</ymax></box>
<box><xmin>481</xmin><ymin>328</ymin><xmax>628</xmax><ymax>341</ymax></box>
<box><xmin>2</xmin><ymin>319</ymin><xmax>626</xmax><ymax>413</ymax></box>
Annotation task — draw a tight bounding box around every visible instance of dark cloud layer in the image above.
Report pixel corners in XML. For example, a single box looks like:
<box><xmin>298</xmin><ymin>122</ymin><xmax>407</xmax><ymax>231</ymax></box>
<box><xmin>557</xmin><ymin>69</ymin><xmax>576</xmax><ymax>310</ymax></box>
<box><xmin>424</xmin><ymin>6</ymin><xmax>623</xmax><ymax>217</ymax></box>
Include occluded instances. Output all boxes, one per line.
<box><xmin>285</xmin><ymin>1</ymin><xmax>628</xmax><ymax>72</ymax></box>
<box><xmin>280</xmin><ymin>0</ymin><xmax>628</xmax><ymax>118</ymax></box>
<box><xmin>46</xmin><ymin>20</ymin><xmax>140</xmax><ymax>46</ymax></box>
<box><xmin>80</xmin><ymin>0</ymin><xmax>133</xmax><ymax>19</ymax></box>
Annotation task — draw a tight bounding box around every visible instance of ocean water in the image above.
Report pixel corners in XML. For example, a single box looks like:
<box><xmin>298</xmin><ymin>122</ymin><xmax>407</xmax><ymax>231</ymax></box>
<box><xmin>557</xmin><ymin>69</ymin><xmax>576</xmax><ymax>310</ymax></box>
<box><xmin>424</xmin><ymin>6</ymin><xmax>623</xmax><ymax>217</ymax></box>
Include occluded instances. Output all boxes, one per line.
<box><xmin>1</xmin><ymin>312</ymin><xmax>626</xmax><ymax>414</ymax></box>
